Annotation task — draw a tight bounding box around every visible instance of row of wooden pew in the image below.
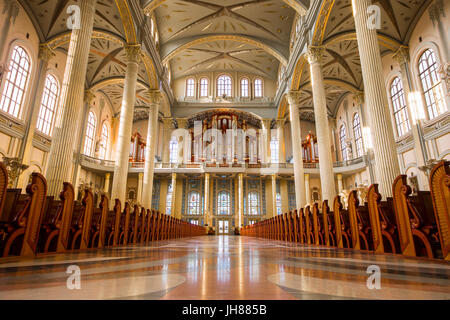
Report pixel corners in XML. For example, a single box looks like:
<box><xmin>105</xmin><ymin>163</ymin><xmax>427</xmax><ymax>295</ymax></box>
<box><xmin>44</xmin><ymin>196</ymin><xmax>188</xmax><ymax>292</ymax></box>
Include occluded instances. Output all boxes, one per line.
<box><xmin>242</xmin><ymin>161</ymin><xmax>450</xmax><ymax>260</ymax></box>
<box><xmin>0</xmin><ymin>162</ymin><xmax>205</xmax><ymax>257</ymax></box>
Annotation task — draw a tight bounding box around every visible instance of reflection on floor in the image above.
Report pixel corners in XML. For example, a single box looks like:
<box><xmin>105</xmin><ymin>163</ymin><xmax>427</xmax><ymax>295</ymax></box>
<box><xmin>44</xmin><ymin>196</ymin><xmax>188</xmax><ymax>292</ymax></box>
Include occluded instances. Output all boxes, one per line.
<box><xmin>0</xmin><ymin>236</ymin><xmax>449</xmax><ymax>300</ymax></box>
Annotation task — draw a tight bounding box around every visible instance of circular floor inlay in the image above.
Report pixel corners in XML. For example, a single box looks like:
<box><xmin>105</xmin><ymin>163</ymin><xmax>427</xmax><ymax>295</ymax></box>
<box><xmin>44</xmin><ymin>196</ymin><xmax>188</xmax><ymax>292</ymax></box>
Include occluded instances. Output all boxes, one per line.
<box><xmin>268</xmin><ymin>272</ymin><xmax>450</xmax><ymax>300</ymax></box>
<box><xmin>0</xmin><ymin>274</ymin><xmax>186</xmax><ymax>300</ymax></box>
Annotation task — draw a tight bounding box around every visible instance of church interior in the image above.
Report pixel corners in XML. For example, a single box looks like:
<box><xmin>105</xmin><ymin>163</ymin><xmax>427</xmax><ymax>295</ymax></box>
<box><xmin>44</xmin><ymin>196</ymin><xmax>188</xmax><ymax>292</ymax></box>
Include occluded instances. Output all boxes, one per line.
<box><xmin>0</xmin><ymin>0</ymin><xmax>449</xmax><ymax>301</ymax></box>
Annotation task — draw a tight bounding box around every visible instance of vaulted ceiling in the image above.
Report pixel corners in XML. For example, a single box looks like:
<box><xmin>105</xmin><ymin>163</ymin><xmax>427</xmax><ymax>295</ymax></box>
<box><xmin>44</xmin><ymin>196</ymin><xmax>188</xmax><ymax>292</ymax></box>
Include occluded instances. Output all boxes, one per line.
<box><xmin>291</xmin><ymin>0</ymin><xmax>431</xmax><ymax>117</ymax></box>
<box><xmin>154</xmin><ymin>0</ymin><xmax>297</xmax><ymax>81</ymax></box>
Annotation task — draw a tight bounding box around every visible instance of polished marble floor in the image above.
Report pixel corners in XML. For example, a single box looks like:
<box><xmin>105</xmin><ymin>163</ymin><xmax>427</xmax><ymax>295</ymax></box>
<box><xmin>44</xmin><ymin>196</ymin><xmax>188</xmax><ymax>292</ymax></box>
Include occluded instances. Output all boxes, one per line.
<box><xmin>0</xmin><ymin>236</ymin><xmax>449</xmax><ymax>300</ymax></box>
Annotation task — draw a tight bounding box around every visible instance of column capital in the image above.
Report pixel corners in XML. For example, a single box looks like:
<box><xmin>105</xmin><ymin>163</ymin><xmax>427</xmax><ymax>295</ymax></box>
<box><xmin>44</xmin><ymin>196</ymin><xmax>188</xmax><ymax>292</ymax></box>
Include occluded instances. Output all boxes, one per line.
<box><xmin>353</xmin><ymin>90</ymin><xmax>365</xmax><ymax>105</ymax></box>
<box><xmin>176</xmin><ymin>118</ymin><xmax>188</xmax><ymax>129</ymax></box>
<box><xmin>262</xmin><ymin>118</ymin><xmax>272</xmax><ymax>130</ymax></box>
<box><xmin>304</xmin><ymin>173</ymin><xmax>310</xmax><ymax>179</ymax></box>
<box><xmin>124</xmin><ymin>44</ymin><xmax>142</xmax><ymax>63</ymax></box>
<box><xmin>306</xmin><ymin>46</ymin><xmax>325</xmax><ymax>65</ymax></box>
<box><xmin>147</xmin><ymin>89</ymin><xmax>162</xmax><ymax>104</ymax></box>
<box><xmin>393</xmin><ymin>46</ymin><xmax>410</xmax><ymax>65</ymax></box>
<box><xmin>162</xmin><ymin>117</ymin><xmax>173</xmax><ymax>129</ymax></box>
<box><xmin>38</xmin><ymin>44</ymin><xmax>56</xmax><ymax>62</ymax></box>
<box><xmin>171</xmin><ymin>172</ymin><xmax>177</xmax><ymax>180</ymax></box>
<box><xmin>84</xmin><ymin>90</ymin><xmax>96</xmax><ymax>104</ymax></box>
<box><xmin>287</xmin><ymin>90</ymin><xmax>302</xmax><ymax>106</ymax></box>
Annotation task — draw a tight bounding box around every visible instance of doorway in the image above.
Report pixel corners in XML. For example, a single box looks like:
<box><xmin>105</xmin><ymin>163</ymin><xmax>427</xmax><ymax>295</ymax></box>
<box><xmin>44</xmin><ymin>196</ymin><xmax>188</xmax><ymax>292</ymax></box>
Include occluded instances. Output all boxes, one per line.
<box><xmin>218</xmin><ymin>220</ymin><xmax>229</xmax><ymax>235</ymax></box>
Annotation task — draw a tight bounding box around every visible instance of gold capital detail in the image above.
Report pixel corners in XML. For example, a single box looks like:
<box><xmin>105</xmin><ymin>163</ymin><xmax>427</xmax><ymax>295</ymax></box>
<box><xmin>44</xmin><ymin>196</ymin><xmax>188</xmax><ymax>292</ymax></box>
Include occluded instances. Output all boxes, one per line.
<box><xmin>148</xmin><ymin>89</ymin><xmax>162</xmax><ymax>104</ymax></box>
<box><xmin>287</xmin><ymin>90</ymin><xmax>302</xmax><ymax>106</ymax></box>
<box><xmin>393</xmin><ymin>46</ymin><xmax>410</xmax><ymax>65</ymax></box>
<box><xmin>124</xmin><ymin>44</ymin><xmax>142</xmax><ymax>63</ymax></box>
<box><xmin>353</xmin><ymin>90</ymin><xmax>365</xmax><ymax>105</ymax></box>
<box><xmin>306</xmin><ymin>46</ymin><xmax>325</xmax><ymax>65</ymax></box>
<box><xmin>38</xmin><ymin>44</ymin><xmax>56</xmax><ymax>62</ymax></box>
<box><xmin>84</xmin><ymin>90</ymin><xmax>96</xmax><ymax>104</ymax></box>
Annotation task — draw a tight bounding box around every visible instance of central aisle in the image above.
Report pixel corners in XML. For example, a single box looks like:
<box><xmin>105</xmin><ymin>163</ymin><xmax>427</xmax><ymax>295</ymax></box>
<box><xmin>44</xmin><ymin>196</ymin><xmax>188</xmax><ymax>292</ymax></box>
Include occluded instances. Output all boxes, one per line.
<box><xmin>0</xmin><ymin>236</ymin><xmax>449</xmax><ymax>300</ymax></box>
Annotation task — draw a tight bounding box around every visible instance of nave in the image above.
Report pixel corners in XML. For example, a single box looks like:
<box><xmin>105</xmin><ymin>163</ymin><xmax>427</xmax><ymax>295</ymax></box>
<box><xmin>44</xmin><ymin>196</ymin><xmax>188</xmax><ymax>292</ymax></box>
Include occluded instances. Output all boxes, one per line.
<box><xmin>0</xmin><ymin>236</ymin><xmax>449</xmax><ymax>300</ymax></box>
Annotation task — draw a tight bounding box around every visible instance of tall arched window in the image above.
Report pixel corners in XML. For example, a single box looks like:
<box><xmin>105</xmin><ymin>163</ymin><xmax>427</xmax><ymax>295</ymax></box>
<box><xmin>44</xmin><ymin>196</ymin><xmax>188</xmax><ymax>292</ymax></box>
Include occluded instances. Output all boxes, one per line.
<box><xmin>217</xmin><ymin>75</ymin><xmax>232</xmax><ymax>97</ymax></box>
<box><xmin>241</xmin><ymin>78</ymin><xmax>249</xmax><ymax>97</ymax></box>
<box><xmin>270</xmin><ymin>138</ymin><xmax>279</xmax><ymax>163</ymax></box>
<box><xmin>276</xmin><ymin>193</ymin><xmax>282</xmax><ymax>215</ymax></box>
<box><xmin>418</xmin><ymin>49</ymin><xmax>447</xmax><ymax>119</ymax></box>
<box><xmin>352</xmin><ymin>113</ymin><xmax>363</xmax><ymax>157</ymax></box>
<box><xmin>98</xmin><ymin>123</ymin><xmax>109</xmax><ymax>159</ymax></box>
<box><xmin>200</xmin><ymin>78</ymin><xmax>208</xmax><ymax>97</ymax></box>
<box><xmin>339</xmin><ymin>124</ymin><xmax>348</xmax><ymax>161</ymax></box>
<box><xmin>254</xmin><ymin>78</ymin><xmax>263</xmax><ymax>97</ymax></box>
<box><xmin>83</xmin><ymin>111</ymin><xmax>96</xmax><ymax>156</ymax></box>
<box><xmin>217</xmin><ymin>191</ymin><xmax>231</xmax><ymax>215</ymax></box>
<box><xmin>247</xmin><ymin>191</ymin><xmax>260</xmax><ymax>215</ymax></box>
<box><xmin>186</xmin><ymin>78</ymin><xmax>195</xmax><ymax>97</ymax></box>
<box><xmin>390</xmin><ymin>77</ymin><xmax>411</xmax><ymax>136</ymax></box>
<box><xmin>188</xmin><ymin>191</ymin><xmax>201</xmax><ymax>215</ymax></box>
<box><xmin>0</xmin><ymin>46</ymin><xmax>31</xmax><ymax>118</ymax></box>
<box><xmin>166</xmin><ymin>182</ymin><xmax>173</xmax><ymax>215</ymax></box>
<box><xmin>37</xmin><ymin>74</ymin><xmax>59</xmax><ymax>136</ymax></box>
<box><xmin>169</xmin><ymin>137</ymin><xmax>178</xmax><ymax>163</ymax></box>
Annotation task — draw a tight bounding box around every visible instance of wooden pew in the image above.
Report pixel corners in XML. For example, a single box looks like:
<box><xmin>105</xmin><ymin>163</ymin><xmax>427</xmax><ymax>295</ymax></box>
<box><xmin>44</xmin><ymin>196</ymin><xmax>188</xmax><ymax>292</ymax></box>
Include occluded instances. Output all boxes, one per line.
<box><xmin>90</xmin><ymin>195</ymin><xmax>108</xmax><ymax>248</ymax></box>
<box><xmin>0</xmin><ymin>173</ymin><xmax>47</xmax><ymax>256</ymax></box>
<box><xmin>311</xmin><ymin>203</ymin><xmax>321</xmax><ymax>245</ymax></box>
<box><xmin>321</xmin><ymin>200</ymin><xmax>331</xmax><ymax>246</ymax></box>
<box><xmin>304</xmin><ymin>206</ymin><xmax>313</xmax><ymax>245</ymax></box>
<box><xmin>429</xmin><ymin>161</ymin><xmax>450</xmax><ymax>260</ymax></box>
<box><xmin>111</xmin><ymin>199</ymin><xmax>122</xmax><ymax>246</ymax></box>
<box><xmin>0</xmin><ymin>162</ymin><xmax>8</xmax><ymax>218</ymax></box>
<box><xmin>298</xmin><ymin>208</ymin><xmax>306</xmax><ymax>244</ymax></box>
<box><xmin>118</xmin><ymin>202</ymin><xmax>130</xmax><ymax>245</ymax></box>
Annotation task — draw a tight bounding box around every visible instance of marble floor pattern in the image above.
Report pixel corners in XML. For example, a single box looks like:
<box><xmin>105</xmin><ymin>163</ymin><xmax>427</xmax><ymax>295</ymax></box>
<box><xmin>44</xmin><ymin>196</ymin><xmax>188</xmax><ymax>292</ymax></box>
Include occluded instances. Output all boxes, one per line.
<box><xmin>0</xmin><ymin>236</ymin><xmax>449</xmax><ymax>300</ymax></box>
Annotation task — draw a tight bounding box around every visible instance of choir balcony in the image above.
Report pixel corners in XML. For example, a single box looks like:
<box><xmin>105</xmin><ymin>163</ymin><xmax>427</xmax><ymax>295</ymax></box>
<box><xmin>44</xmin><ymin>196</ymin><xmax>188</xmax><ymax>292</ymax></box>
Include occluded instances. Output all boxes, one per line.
<box><xmin>79</xmin><ymin>154</ymin><xmax>370</xmax><ymax>175</ymax></box>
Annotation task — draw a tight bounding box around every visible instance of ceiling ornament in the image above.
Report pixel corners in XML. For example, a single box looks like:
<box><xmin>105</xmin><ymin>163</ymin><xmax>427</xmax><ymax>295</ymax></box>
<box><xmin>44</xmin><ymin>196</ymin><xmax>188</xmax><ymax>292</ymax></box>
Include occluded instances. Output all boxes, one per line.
<box><xmin>45</xmin><ymin>30</ymin><xmax>125</xmax><ymax>50</ymax></box>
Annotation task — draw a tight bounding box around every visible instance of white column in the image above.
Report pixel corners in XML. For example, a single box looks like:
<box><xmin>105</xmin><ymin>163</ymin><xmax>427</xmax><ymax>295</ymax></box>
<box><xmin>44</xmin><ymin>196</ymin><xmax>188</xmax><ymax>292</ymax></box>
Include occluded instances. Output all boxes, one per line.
<box><xmin>352</xmin><ymin>0</ymin><xmax>400</xmax><ymax>197</ymax></box>
<box><xmin>307</xmin><ymin>46</ymin><xmax>336</xmax><ymax>203</ymax></box>
<box><xmin>429</xmin><ymin>0</ymin><xmax>449</xmax><ymax>62</ymax></box>
<box><xmin>204</xmin><ymin>173</ymin><xmax>210</xmax><ymax>225</ymax></box>
<box><xmin>104</xmin><ymin>173</ymin><xmax>110</xmax><ymax>194</ymax></box>
<box><xmin>170</xmin><ymin>172</ymin><xmax>177</xmax><ymax>217</ymax></box>
<box><xmin>162</xmin><ymin>118</ymin><xmax>173</xmax><ymax>163</ymax></box>
<box><xmin>45</xmin><ymin>0</ymin><xmax>97</xmax><ymax>196</ymax></box>
<box><xmin>137</xmin><ymin>172</ymin><xmax>144</xmax><ymax>204</ymax></box>
<box><xmin>110</xmin><ymin>44</ymin><xmax>141</xmax><ymax>205</ymax></box>
<box><xmin>142</xmin><ymin>90</ymin><xmax>161</xmax><ymax>209</ymax></box>
<box><xmin>277</xmin><ymin>119</ymin><xmax>286</xmax><ymax>163</ymax></box>
<box><xmin>238</xmin><ymin>173</ymin><xmax>244</xmax><ymax>228</ymax></box>
<box><xmin>262</xmin><ymin>119</ymin><xmax>272</xmax><ymax>164</ymax></box>
<box><xmin>271</xmin><ymin>174</ymin><xmax>277</xmax><ymax>216</ymax></box>
<box><xmin>305</xmin><ymin>173</ymin><xmax>311</xmax><ymax>205</ymax></box>
<box><xmin>287</xmin><ymin>91</ymin><xmax>306</xmax><ymax>209</ymax></box>
<box><xmin>337</xmin><ymin>173</ymin><xmax>343</xmax><ymax>194</ymax></box>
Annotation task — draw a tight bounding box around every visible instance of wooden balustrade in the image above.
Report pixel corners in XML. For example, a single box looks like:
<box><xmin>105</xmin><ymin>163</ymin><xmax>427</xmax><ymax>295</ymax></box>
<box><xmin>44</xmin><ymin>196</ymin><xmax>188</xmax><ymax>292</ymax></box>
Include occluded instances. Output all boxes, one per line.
<box><xmin>0</xmin><ymin>162</ymin><xmax>206</xmax><ymax>258</ymax></box>
<box><xmin>241</xmin><ymin>161</ymin><xmax>450</xmax><ymax>261</ymax></box>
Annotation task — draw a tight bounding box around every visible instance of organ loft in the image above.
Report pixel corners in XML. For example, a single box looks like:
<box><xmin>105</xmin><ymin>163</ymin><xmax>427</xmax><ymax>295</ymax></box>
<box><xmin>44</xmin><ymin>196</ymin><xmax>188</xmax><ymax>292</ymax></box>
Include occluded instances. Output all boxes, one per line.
<box><xmin>0</xmin><ymin>0</ymin><xmax>448</xmax><ymax>301</ymax></box>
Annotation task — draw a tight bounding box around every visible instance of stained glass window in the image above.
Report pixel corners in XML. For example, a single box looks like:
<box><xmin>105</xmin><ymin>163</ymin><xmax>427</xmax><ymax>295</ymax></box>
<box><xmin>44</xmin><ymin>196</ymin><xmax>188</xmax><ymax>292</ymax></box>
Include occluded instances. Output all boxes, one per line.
<box><xmin>188</xmin><ymin>191</ymin><xmax>201</xmax><ymax>215</ymax></box>
<box><xmin>217</xmin><ymin>191</ymin><xmax>231</xmax><ymax>215</ymax></box>
<box><xmin>247</xmin><ymin>191</ymin><xmax>260</xmax><ymax>215</ymax></box>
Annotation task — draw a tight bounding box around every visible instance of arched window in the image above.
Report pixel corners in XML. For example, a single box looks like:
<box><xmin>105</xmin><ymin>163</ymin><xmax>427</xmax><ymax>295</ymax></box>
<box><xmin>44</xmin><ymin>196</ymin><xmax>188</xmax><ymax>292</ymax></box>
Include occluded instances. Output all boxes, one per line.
<box><xmin>247</xmin><ymin>191</ymin><xmax>260</xmax><ymax>215</ymax></box>
<box><xmin>98</xmin><ymin>123</ymin><xmax>109</xmax><ymax>159</ymax></box>
<box><xmin>418</xmin><ymin>49</ymin><xmax>447</xmax><ymax>119</ymax></box>
<box><xmin>217</xmin><ymin>191</ymin><xmax>231</xmax><ymax>215</ymax></box>
<box><xmin>169</xmin><ymin>137</ymin><xmax>178</xmax><ymax>163</ymax></box>
<box><xmin>339</xmin><ymin>124</ymin><xmax>348</xmax><ymax>161</ymax></box>
<box><xmin>276</xmin><ymin>192</ymin><xmax>282</xmax><ymax>215</ymax></box>
<box><xmin>83</xmin><ymin>111</ymin><xmax>96</xmax><ymax>156</ymax></box>
<box><xmin>390</xmin><ymin>77</ymin><xmax>411</xmax><ymax>136</ymax></box>
<box><xmin>188</xmin><ymin>191</ymin><xmax>201</xmax><ymax>215</ymax></box>
<box><xmin>200</xmin><ymin>78</ymin><xmax>208</xmax><ymax>97</ymax></box>
<box><xmin>352</xmin><ymin>113</ymin><xmax>363</xmax><ymax>157</ymax></box>
<box><xmin>217</xmin><ymin>75</ymin><xmax>232</xmax><ymax>97</ymax></box>
<box><xmin>36</xmin><ymin>74</ymin><xmax>59</xmax><ymax>136</ymax></box>
<box><xmin>186</xmin><ymin>78</ymin><xmax>195</xmax><ymax>97</ymax></box>
<box><xmin>254</xmin><ymin>78</ymin><xmax>263</xmax><ymax>97</ymax></box>
<box><xmin>241</xmin><ymin>78</ymin><xmax>249</xmax><ymax>97</ymax></box>
<box><xmin>0</xmin><ymin>46</ymin><xmax>31</xmax><ymax>118</ymax></box>
<box><xmin>166</xmin><ymin>182</ymin><xmax>173</xmax><ymax>215</ymax></box>
<box><xmin>270</xmin><ymin>138</ymin><xmax>279</xmax><ymax>163</ymax></box>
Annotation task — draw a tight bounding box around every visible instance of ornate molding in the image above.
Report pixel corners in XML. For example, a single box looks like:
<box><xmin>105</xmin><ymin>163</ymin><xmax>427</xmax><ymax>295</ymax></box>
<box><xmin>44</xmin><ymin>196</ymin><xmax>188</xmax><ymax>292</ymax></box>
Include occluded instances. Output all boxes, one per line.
<box><xmin>306</xmin><ymin>46</ymin><xmax>325</xmax><ymax>65</ymax></box>
<box><xmin>143</xmin><ymin>0</ymin><xmax>167</xmax><ymax>16</ymax></box>
<box><xmin>84</xmin><ymin>90</ymin><xmax>96</xmax><ymax>104</ymax></box>
<box><xmin>148</xmin><ymin>89</ymin><xmax>162</xmax><ymax>105</ymax></box>
<box><xmin>393</xmin><ymin>46</ymin><xmax>410</xmax><ymax>65</ymax></box>
<box><xmin>124</xmin><ymin>44</ymin><xmax>142</xmax><ymax>63</ymax></box>
<box><xmin>353</xmin><ymin>90</ymin><xmax>365</xmax><ymax>105</ymax></box>
<box><xmin>162</xmin><ymin>117</ymin><xmax>174</xmax><ymax>130</ymax></box>
<box><xmin>287</xmin><ymin>90</ymin><xmax>303</xmax><ymax>106</ymax></box>
<box><xmin>38</xmin><ymin>44</ymin><xmax>56</xmax><ymax>62</ymax></box>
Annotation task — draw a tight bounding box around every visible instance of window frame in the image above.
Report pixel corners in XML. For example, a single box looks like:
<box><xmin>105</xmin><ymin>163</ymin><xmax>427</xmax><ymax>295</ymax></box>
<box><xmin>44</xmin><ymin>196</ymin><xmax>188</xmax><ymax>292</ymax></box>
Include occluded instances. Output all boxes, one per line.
<box><xmin>36</xmin><ymin>73</ymin><xmax>59</xmax><ymax>136</ymax></box>
<box><xmin>217</xmin><ymin>191</ymin><xmax>231</xmax><ymax>215</ymax></box>
<box><xmin>352</xmin><ymin>113</ymin><xmax>364</xmax><ymax>158</ymax></box>
<box><xmin>0</xmin><ymin>45</ymin><xmax>32</xmax><ymax>119</ymax></box>
<box><xmin>217</xmin><ymin>75</ymin><xmax>232</xmax><ymax>97</ymax></box>
<box><xmin>83</xmin><ymin>111</ymin><xmax>97</xmax><ymax>157</ymax></box>
<box><xmin>98</xmin><ymin>122</ymin><xmax>109</xmax><ymax>160</ymax></box>
<box><xmin>247</xmin><ymin>191</ymin><xmax>260</xmax><ymax>216</ymax></box>
<box><xmin>390</xmin><ymin>76</ymin><xmax>411</xmax><ymax>137</ymax></box>
<box><xmin>240</xmin><ymin>78</ymin><xmax>249</xmax><ymax>98</ymax></box>
<box><xmin>339</xmin><ymin>124</ymin><xmax>348</xmax><ymax>161</ymax></box>
<box><xmin>187</xmin><ymin>191</ymin><xmax>201</xmax><ymax>215</ymax></box>
<box><xmin>169</xmin><ymin>137</ymin><xmax>178</xmax><ymax>163</ymax></box>
<box><xmin>254</xmin><ymin>78</ymin><xmax>263</xmax><ymax>98</ymax></box>
<box><xmin>186</xmin><ymin>77</ymin><xmax>195</xmax><ymax>97</ymax></box>
<box><xmin>199</xmin><ymin>77</ymin><xmax>209</xmax><ymax>97</ymax></box>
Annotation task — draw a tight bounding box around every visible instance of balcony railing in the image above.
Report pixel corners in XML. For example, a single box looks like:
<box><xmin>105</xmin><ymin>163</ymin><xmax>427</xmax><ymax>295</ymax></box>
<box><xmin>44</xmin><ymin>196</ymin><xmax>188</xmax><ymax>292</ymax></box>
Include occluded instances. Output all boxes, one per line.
<box><xmin>333</xmin><ymin>156</ymin><xmax>367</xmax><ymax>168</ymax></box>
